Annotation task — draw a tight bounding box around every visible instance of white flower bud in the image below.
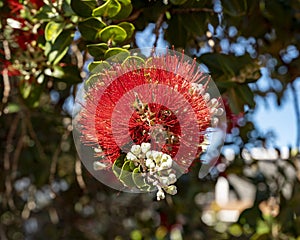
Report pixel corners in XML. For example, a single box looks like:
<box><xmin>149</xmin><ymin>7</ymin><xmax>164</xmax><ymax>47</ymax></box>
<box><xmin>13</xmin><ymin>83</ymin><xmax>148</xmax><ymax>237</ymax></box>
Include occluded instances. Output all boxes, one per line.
<box><xmin>210</xmin><ymin>107</ymin><xmax>217</xmax><ymax>115</ymax></box>
<box><xmin>168</xmin><ymin>173</ymin><xmax>177</xmax><ymax>185</ymax></box>
<box><xmin>93</xmin><ymin>161</ymin><xmax>106</xmax><ymax>171</ymax></box>
<box><xmin>209</xmin><ymin>98</ymin><xmax>218</xmax><ymax>108</ymax></box>
<box><xmin>160</xmin><ymin>161</ymin><xmax>171</xmax><ymax>170</ymax></box>
<box><xmin>160</xmin><ymin>176</ymin><xmax>169</xmax><ymax>186</ymax></box>
<box><xmin>141</xmin><ymin>142</ymin><xmax>151</xmax><ymax>153</ymax></box>
<box><xmin>204</xmin><ymin>93</ymin><xmax>210</xmax><ymax>102</ymax></box>
<box><xmin>156</xmin><ymin>189</ymin><xmax>165</xmax><ymax>201</ymax></box>
<box><xmin>216</xmin><ymin>108</ymin><xmax>224</xmax><ymax>116</ymax></box>
<box><xmin>131</xmin><ymin>144</ymin><xmax>141</xmax><ymax>156</ymax></box>
<box><xmin>161</xmin><ymin>153</ymin><xmax>169</xmax><ymax>162</ymax></box>
<box><xmin>126</xmin><ymin>152</ymin><xmax>137</xmax><ymax>161</ymax></box>
<box><xmin>145</xmin><ymin>159</ymin><xmax>155</xmax><ymax>169</ymax></box>
<box><xmin>165</xmin><ymin>185</ymin><xmax>177</xmax><ymax>195</ymax></box>
<box><xmin>152</xmin><ymin>151</ymin><xmax>162</xmax><ymax>163</ymax></box>
<box><xmin>146</xmin><ymin>150</ymin><xmax>153</xmax><ymax>159</ymax></box>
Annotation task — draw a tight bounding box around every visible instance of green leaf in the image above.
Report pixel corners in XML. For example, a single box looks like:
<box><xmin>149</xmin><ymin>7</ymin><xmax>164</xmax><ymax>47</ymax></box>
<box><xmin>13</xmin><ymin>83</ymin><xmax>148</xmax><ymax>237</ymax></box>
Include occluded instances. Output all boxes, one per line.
<box><xmin>223</xmin><ymin>0</ymin><xmax>248</xmax><ymax>17</ymax></box>
<box><xmin>87</xmin><ymin>43</ymin><xmax>108</xmax><ymax>58</ymax></box>
<box><xmin>46</xmin><ymin>30</ymin><xmax>74</xmax><ymax>65</ymax></box>
<box><xmin>45</xmin><ymin>21</ymin><xmax>65</xmax><ymax>43</ymax></box>
<box><xmin>93</xmin><ymin>0</ymin><xmax>121</xmax><ymax>18</ymax></box>
<box><xmin>62</xmin><ymin>0</ymin><xmax>75</xmax><ymax>16</ymax></box>
<box><xmin>119</xmin><ymin>160</ymin><xmax>136</xmax><ymax>188</ymax></box>
<box><xmin>181</xmin><ymin>13</ymin><xmax>207</xmax><ymax>37</ymax></box>
<box><xmin>87</xmin><ymin>60</ymin><xmax>110</xmax><ymax>72</ymax></box>
<box><xmin>5</xmin><ymin>103</ymin><xmax>20</xmax><ymax>114</ymax></box>
<box><xmin>35</xmin><ymin>5</ymin><xmax>57</xmax><ymax>21</ymax></box>
<box><xmin>236</xmin><ymin>84</ymin><xmax>255</xmax><ymax>108</ymax></box>
<box><xmin>112</xmin><ymin>154</ymin><xmax>126</xmax><ymax>178</ymax></box>
<box><xmin>170</xmin><ymin>0</ymin><xmax>188</xmax><ymax>5</ymax></box>
<box><xmin>122</xmin><ymin>56</ymin><xmax>145</xmax><ymax>67</ymax></box>
<box><xmin>71</xmin><ymin>0</ymin><xmax>97</xmax><ymax>17</ymax></box>
<box><xmin>228</xmin><ymin>87</ymin><xmax>244</xmax><ymax>114</ymax></box>
<box><xmin>250</xmin><ymin>233</ymin><xmax>270</xmax><ymax>240</ymax></box>
<box><xmin>45</xmin><ymin>65</ymin><xmax>82</xmax><ymax>83</ymax></box>
<box><xmin>104</xmin><ymin>47</ymin><xmax>129</xmax><ymax>60</ymax></box>
<box><xmin>118</xmin><ymin>22</ymin><xmax>135</xmax><ymax>40</ymax></box>
<box><xmin>112</xmin><ymin>0</ymin><xmax>133</xmax><ymax>20</ymax></box>
<box><xmin>99</xmin><ymin>25</ymin><xmax>127</xmax><ymax>43</ymax></box>
<box><xmin>165</xmin><ymin>15</ymin><xmax>188</xmax><ymax>48</ymax></box>
<box><xmin>20</xmin><ymin>82</ymin><xmax>43</xmax><ymax>108</ymax></box>
<box><xmin>78</xmin><ymin>17</ymin><xmax>106</xmax><ymax>41</ymax></box>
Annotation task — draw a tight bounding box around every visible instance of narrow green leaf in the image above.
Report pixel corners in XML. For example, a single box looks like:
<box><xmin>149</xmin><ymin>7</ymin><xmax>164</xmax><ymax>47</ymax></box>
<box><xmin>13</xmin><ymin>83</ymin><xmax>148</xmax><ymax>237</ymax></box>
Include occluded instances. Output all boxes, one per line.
<box><xmin>112</xmin><ymin>154</ymin><xmax>126</xmax><ymax>178</ymax></box>
<box><xmin>45</xmin><ymin>21</ymin><xmax>65</xmax><ymax>43</ymax></box>
<box><xmin>47</xmin><ymin>30</ymin><xmax>74</xmax><ymax>65</ymax></box>
<box><xmin>45</xmin><ymin>65</ymin><xmax>82</xmax><ymax>83</ymax></box>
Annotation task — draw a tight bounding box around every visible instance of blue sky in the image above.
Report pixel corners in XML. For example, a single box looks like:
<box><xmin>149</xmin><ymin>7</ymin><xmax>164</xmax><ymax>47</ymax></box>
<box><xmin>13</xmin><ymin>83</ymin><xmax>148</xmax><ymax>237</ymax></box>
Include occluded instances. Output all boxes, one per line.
<box><xmin>252</xmin><ymin>77</ymin><xmax>300</xmax><ymax>148</ymax></box>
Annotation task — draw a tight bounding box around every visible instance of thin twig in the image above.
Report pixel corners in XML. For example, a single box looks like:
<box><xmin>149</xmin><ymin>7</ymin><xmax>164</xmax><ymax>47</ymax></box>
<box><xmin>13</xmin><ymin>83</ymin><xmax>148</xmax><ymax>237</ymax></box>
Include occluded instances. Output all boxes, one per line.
<box><xmin>116</xmin><ymin>8</ymin><xmax>144</xmax><ymax>23</ymax></box>
<box><xmin>75</xmin><ymin>156</ymin><xmax>87</xmax><ymax>190</ymax></box>
<box><xmin>49</xmin><ymin>144</ymin><xmax>61</xmax><ymax>183</ymax></box>
<box><xmin>3</xmin><ymin>114</ymin><xmax>20</xmax><ymax>209</ymax></box>
<box><xmin>71</xmin><ymin>44</ymin><xmax>84</xmax><ymax>70</ymax></box>
<box><xmin>11</xmin><ymin>118</ymin><xmax>26</xmax><ymax>180</ymax></box>
<box><xmin>24</xmin><ymin>112</ymin><xmax>47</xmax><ymax>160</ymax></box>
<box><xmin>2</xmin><ymin>40</ymin><xmax>11</xmax><ymax>104</ymax></box>
<box><xmin>154</xmin><ymin>11</ymin><xmax>166</xmax><ymax>47</ymax></box>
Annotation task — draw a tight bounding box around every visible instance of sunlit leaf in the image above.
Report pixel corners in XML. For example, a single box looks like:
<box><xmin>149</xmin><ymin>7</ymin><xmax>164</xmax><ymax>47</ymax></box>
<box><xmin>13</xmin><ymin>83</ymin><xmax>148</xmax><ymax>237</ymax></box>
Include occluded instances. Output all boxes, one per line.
<box><xmin>99</xmin><ymin>25</ymin><xmax>127</xmax><ymax>43</ymax></box>
<box><xmin>47</xmin><ymin>30</ymin><xmax>74</xmax><ymax>65</ymax></box>
<box><xmin>78</xmin><ymin>17</ymin><xmax>106</xmax><ymax>41</ymax></box>
<box><xmin>45</xmin><ymin>21</ymin><xmax>65</xmax><ymax>43</ymax></box>
<box><xmin>93</xmin><ymin>0</ymin><xmax>121</xmax><ymax>18</ymax></box>
<box><xmin>118</xmin><ymin>22</ymin><xmax>135</xmax><ymax>40</ymax></box>
<box><xmin>104</xmin><ymin>47</ymin><xmax>129</xmax><ymax>60</ymax></box>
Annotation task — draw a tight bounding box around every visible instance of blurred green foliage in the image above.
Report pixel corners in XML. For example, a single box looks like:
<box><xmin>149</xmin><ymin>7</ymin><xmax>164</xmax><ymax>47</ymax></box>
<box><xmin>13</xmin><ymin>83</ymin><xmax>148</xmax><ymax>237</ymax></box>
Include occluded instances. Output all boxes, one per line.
<box><xmin>1</xmin><ymin>0</ymin><xmax>300</xmax><ymax>239</ymax></box>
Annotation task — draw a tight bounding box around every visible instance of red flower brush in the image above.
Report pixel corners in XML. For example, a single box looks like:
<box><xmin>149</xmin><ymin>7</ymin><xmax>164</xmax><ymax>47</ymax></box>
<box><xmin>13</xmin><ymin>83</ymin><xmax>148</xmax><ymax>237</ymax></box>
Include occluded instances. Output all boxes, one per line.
<box><xmin>73</xmin><ymin>48</ymin><xmax>226</xmax><ymax>199</ymax></box>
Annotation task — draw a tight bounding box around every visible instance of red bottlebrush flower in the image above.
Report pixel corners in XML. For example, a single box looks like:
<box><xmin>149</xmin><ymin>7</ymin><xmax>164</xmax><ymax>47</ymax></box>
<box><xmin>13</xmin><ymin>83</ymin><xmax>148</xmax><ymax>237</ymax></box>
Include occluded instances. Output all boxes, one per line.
<box><xmin>0</xmin><ymin>59</ymin><xmax>21</xmax><ymax>76</ymax></box>
<box><xmin>77</xmin><ymin>50</ymin><xmax>224</xmax><ymax>174</ymax></box>
<box><xmin>14</xmin><ymin>30</ymin><xmax>39</xmax><ymax>50</ymax></box>
<box><xmin>6</xmin><ymin>0</ymin><xmax>24</xmax><ymax>14</ymax></box>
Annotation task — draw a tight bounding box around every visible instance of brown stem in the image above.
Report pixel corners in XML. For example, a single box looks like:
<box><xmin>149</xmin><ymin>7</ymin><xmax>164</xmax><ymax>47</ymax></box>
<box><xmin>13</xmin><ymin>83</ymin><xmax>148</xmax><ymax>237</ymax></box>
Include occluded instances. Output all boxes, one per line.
<box><xmin>2</xmin><ymin>40</ymin><xmax>11</xmax><ymax>105</ymax></box>
<box><xmin>154</xmin><ymin>11</ymin><xmax>166</xmax><ymax>47</ymax></box>
<box><xmin>3</xmin><ymin>114</ymin><xmax>20</xmax><ymax>209</ymax></box>
<box><xmin>24</xmin><ymin>112</ymin><xmax>47</xmax><ymax>161</ymax></box>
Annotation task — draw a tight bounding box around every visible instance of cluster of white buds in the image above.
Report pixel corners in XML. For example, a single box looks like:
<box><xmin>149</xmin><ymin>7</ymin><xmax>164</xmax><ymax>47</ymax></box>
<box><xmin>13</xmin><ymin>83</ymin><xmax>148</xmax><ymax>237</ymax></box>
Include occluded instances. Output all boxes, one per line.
<box><xmin>190</xmin><ymin>82</ymin><xmax>224</xmax><ymax>128</ymax></box>
<box><xmin>126</xmin><ymin>143</ymin><xmax>178</xmax><ymax>201</ymax></box>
